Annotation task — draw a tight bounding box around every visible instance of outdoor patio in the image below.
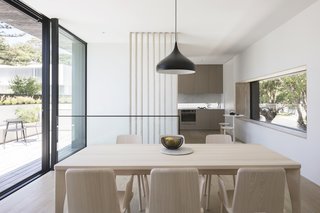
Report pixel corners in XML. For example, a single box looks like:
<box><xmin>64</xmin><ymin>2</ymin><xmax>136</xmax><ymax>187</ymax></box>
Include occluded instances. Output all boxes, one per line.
<box><xmin>0</xmin><ymin>130</ymin><xmax>72</xmax><ymax>192</ymax></box>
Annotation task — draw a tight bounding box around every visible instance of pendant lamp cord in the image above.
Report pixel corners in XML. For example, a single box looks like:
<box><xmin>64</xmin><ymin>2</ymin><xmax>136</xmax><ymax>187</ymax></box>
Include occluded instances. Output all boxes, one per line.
<box><xmin>175</xmin><ymin>0</ymin><xmax>177</xmax><ymax>43</ymax></box>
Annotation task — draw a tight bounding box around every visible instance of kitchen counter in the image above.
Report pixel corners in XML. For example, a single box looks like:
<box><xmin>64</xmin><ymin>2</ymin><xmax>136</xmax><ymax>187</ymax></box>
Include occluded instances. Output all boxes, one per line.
<box><xmin>178</xmin><ymin>103</ymin><xmax>224</xmax><ymax>110</ymax></box>
<box><xmin>178</xmin><ymin>107</ymin><xmax>224</xmax><ymax>130</ymax></box>
<box><xmin>178</xmin><ymin>107</ymin><xmax>224</xmax><ymax>110</ymax></box>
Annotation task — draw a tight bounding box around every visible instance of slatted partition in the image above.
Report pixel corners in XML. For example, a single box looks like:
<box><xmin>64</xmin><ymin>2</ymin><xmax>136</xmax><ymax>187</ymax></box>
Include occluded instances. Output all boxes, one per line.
<box><xmin>129</xmin><ymin>32</ymin><xmax>179</xmax><ymax>144</ymax></box>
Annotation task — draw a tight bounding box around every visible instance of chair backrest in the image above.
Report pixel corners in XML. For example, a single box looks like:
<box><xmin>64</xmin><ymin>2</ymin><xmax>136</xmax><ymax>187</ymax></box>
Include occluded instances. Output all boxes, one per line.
<box><xmin>232</xmin><ymin>168</ymin><xmax>286</xmax><ymax>213</ymax></box>
<box><xmin>148</xmin><ymin>168</ymin><xmax>202</xmax><ymax>213</ymax></box>
<box><xmin>65</xmin><ymin>169</ymin><xmax>121</xmax><ymax>213</ymax></box>
<box><xmin>205</xmin><ymin>134</ymin><xmax>232</xmax><ymax>144</ymax></box>
<box><xmin>116</xmin><ymin>134</ymin><xmax>142</xmax><ymax>144</ymax></box>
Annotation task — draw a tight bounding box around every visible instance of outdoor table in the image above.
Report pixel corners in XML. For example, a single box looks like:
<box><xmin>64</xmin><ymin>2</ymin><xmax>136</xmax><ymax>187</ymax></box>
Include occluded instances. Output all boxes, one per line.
<box><xmin>3</xmin><ymin>119</ymin><xmax>26</xmax><ymax>148</ymax></box>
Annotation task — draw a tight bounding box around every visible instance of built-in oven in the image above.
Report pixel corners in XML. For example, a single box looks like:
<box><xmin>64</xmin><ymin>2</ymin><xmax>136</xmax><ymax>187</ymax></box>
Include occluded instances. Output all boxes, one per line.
<box><xmin>180</xmin><ymin>110</ymin><xmax>196</xmax><ymax>124</ymax></box>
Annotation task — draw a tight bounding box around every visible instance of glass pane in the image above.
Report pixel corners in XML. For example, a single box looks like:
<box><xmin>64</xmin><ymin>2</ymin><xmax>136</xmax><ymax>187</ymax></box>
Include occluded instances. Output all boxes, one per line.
<box><xmin>258</xmin><ymin>72</ymin><xmax>307</xmax><ymax>131</ymax></box>
<box><xmin>57</xmin><ymin>28</ymin><xmax>86</xmax><ymax>161</ymax></box>
<box><xmin>0</xmin><ymin>0</ymin><xmax>42</xmax><ymax>192</ymax></box>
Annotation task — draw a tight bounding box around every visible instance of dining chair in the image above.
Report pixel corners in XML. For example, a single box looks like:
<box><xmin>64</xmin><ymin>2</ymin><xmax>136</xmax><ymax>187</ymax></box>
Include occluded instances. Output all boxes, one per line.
<box><xmin>218</xmin><ymin>167</ymin><xmax>286</xmax><ymax>213</ymax></box>
<box><xmin>145</xmin><ymin>168</ymin><xmax>205</xmax><ymax>213</ymax></box>
<box><xmin>204</xmin><ymin>134</ymin><xmax>233</xmax><ymax>210</ymax></box>
<box><xmin>65</xmin><ymin>168</ymin><xmax>133</xmax><ymax>213</ymax></box>
<box><xmin>116</xmin><ymin>134</ymin><xmax>146</xmax><ymax>211</ymax></box>
<box><xmin>205</xmin><ymin>134</ymin><xmax>233</xmax><ymax>144</ymax></box>
<box><xmin>116</xmin><ymin>134</ymin><xmax>142</xmax><ymax>144</ymax></box>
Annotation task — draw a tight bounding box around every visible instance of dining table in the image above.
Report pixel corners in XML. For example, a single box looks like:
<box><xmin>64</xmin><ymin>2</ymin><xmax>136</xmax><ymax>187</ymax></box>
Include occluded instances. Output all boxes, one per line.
<box><xmin>54</xmin><ymin>143</ymin><xmax>301</xmax><ymax>213</ymax></box>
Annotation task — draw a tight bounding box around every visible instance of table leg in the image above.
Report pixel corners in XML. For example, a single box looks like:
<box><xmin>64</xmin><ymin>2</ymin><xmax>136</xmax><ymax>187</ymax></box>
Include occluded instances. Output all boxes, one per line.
<box><xmin>286</xmin><ymin>169</ymin><xmax>301</xmax><ymax>213</ymax></box>
<box><xmin>55</xmin><ymin>170</ymin><xmax>66</xmax><ymax>213</ymax></box>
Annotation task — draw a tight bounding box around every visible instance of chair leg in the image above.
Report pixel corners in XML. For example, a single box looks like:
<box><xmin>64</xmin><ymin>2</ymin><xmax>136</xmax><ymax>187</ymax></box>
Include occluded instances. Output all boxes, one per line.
<box><xmin>21</xmin><ymin>122</ymin><xmax>26</xmax><ymax>144</ymax></box>
<box><xmin>15</xmin><ymin>123</ymin><xmax>18</xmax><ymax>141</ymax></box>
<box><xmin>3</xmin><ymin>122</ymin><xmax>9</xmax><ymax>149</ymax></box>
<box><xmin>36</xmin><ymin>126</ymin><xmax>39</xmax><ymax>139</ymax></box>
<box><xmin>137</xmin><ymin>175</ymin><xmax>143</xmax><ymax>211</ymax></box>
<box><xmin>206</xmin><ymin>175</ymin><xmax>212</xmax><ymax>210</ymax></box>
<box><xmin>204</xmin><ymin>175</ymin><xmax>208</xmax><ymax>196</ymax></box>
<box><xmin>220</xmin><ymin>201</ymin><xmax>224</xmax><ymax>213</ymax></box>
<box><xmin>141</xmin><ymin>175</ymin><xmax>146</xmax><ymax>197</ymax></box>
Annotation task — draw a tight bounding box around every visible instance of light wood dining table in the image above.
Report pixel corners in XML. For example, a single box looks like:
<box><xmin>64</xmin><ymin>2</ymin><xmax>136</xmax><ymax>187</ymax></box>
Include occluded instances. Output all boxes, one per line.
<box><xmin>54</xmin><ymin>144</ymin><xmax>301</xmax><ymax>213</ymax></box>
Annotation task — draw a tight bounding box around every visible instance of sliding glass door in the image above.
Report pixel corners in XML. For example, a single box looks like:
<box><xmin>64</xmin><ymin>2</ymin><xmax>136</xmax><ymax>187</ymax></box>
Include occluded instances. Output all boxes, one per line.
<box><xmin>0</xmin><ymin>1</ymin><xmax>86</xmax><ymax>199</ymax></box>
<box><xmin>0</xmin><ymin>0</ymin><xmax>48</xmax><ymax>197</ymax></box>
<box><xmin>52</xmin><ymin>25</ymin><xmax>86</xmax><ymax>162</ymax></box>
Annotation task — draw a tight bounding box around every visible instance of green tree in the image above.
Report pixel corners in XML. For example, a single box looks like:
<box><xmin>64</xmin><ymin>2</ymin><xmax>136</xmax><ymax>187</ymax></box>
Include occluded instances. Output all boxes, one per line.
<box><xmin>9</xmin><ymin>76</ymin><xmax>41</xmax><ymax>96</ymax></box>
<box><xmin>0</xmin><ymin>37</ymin><xmax>41</xmax><ymax>65</ymax></box>
<box><xmin>259</xmin><ymin>72</ymin><xmax>307</xmax><ymax>130</ymax></box>
<box><xmin>282</xmin><ymin>73</ymin><xmax>307</xmax><ymax>130</ymax></box>
<box><xmin>259</xmin><ymin>79</ymin><xmax>285</xmax><ymax>122</ymax></box>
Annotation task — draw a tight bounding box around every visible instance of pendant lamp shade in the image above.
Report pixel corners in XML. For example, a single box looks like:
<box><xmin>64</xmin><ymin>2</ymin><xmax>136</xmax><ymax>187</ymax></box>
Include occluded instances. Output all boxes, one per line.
<box><xmin>156</xmin><ymin>0</ymin><xmax>195</xmax><ymax>75</ymax></box>
<box><xmin>156</xmin><ymin>42</ymin><xmax>195</xmax><ymax>74</ymax></box>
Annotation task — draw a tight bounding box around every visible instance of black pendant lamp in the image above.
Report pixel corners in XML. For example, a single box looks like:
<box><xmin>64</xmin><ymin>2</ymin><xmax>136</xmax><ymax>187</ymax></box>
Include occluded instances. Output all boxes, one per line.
<box><xmin>156</xmin><ymin>0</ymin><xmax>195</xmax><ymax>74</ymax></box>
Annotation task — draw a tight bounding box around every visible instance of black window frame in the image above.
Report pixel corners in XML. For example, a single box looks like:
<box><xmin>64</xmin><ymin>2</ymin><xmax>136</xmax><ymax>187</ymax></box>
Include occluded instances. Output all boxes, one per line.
<box><xmin>51</xmin><ymin>22</ymin><xmax>88</xmax><ymax>166</ymax></box>
<box><xmin>0</xmin><ymin>0</ymin><xmax>87</xmax><ymax>200</ymax></box>
<box><xmin>0</xmin><ymin>0</ymin><xmax>50</xmax><ymax>199</ymax></box>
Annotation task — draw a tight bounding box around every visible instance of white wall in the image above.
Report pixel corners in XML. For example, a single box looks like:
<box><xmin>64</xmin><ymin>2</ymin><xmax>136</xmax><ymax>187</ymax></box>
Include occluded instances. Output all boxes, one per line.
<box><xmin>224</xmin><ymin>1</ymin><xmax>320</xmax><ymax>185</ymax></box>
<box><xmin>87</xmin><ymin>43</ymin><xmax>130</xmax><ymax>144</ymax></box>
<box><xmin>223</xmin><ymin>59</ymin><xmax>236</xmax><ymax>113</ymax></box>
<box><xmin>87</xmin><ymin>41</ymin><xmax>179</xmax><ymax>145</ymax></box>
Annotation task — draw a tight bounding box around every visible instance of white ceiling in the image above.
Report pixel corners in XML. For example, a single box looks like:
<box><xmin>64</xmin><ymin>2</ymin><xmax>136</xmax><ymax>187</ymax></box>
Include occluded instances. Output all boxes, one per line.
<box><xmin>21</xmin><ymin>0</ymin><xmax>317</xmax><ymax>63</ymax></box>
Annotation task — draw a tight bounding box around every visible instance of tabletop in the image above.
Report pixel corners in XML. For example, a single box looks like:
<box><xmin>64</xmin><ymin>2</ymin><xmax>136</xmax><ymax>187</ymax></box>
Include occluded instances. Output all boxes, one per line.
<box><xmin>55</xmin><ymin>144</ymin><xmax>300</xmax><ymax>171</ymax></box>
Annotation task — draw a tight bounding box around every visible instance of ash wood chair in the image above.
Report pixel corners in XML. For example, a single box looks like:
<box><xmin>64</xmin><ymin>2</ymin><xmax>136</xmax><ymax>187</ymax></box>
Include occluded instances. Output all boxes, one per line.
<box><xmin>65</xmin><ymin>168</ymin><xmax>133</xmax><ymax>213</ymax></box>
<box><xmin>116</xmin><ymin>135</ymin><xmax>146</xmax><ymax>211</ymax></box>
<box><xmin>218</xmin><ymin>167</ymin><xmax>286</xmax><ymax>213</ymax></box>
<box><xmin>145</xmin><ymin>168</ymin><xmax>205</xmax><ymax>213</ymax></box>
<box><xmin>204</xmin><ymin>134</ymin><xmax>233</xmax><ymax>210</ymax></box>
<box><xmin>205</xmin><ymin>134</ymin><xmax>233</xmax><ymax>144</ymax></box>
<box><xmin>116</xmin><ymin>135</ymin><xmax>142</xmax><ymax>144</ymax></box>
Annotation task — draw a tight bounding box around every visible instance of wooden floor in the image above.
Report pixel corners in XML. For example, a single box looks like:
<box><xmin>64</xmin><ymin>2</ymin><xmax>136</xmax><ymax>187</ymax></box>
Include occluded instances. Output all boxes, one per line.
<box><xmin>0</xmin><ymin>171</ymin><xmax>320</xmax><ymax>213</ymax></box>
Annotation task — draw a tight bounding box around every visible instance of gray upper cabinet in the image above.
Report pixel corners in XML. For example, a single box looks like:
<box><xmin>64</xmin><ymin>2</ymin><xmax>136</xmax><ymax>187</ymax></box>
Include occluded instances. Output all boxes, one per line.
<box><xmin>208</xmin><ymin>65</ymin><xmax>223</xmax><ymax>93</ymax></box>
<box><xmin>178</xmin><ymin>64</ymin><xmax>223</xmax><ymax>94</ymax></box>
<box><xmin>178</xmin><ymin>73</ymin><xmax>195</xmax><ymax>94</ymax></box>
<box><xmin>194</xmin><ymin>65</ymin><xmax>209</xmax><ymax>94</ymax></box>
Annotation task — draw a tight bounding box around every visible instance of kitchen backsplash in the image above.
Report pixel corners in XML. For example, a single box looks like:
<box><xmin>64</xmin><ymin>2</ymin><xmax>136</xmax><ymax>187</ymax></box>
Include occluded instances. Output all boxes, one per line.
<box><xmin>178</xmin><ymin>93</ymin><xmax>223</xmax><ymax>104</ymax></box>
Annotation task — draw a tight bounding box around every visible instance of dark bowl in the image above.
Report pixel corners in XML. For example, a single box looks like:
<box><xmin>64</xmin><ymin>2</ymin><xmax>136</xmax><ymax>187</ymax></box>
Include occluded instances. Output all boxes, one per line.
<box><xmin>161</xmin><ymin>136</ymin><xmax>184</xmax><ymax>150</ymax></box>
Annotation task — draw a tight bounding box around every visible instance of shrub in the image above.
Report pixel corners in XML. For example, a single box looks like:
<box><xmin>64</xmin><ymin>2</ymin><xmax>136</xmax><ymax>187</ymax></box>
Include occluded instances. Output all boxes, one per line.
<box><xmin>0</xmin><ymin>96</ymin><xmax>42</xmax><ymax>105</ymax></box>
<box><xmin>15</xmin><ymin>107</ymin><xmax>40</xmax><ymax>123</ymax></box>
<box><xmin>9</xmin><ymin>76</ymin><xmax>41</xmax><ymax>96</ymax></box>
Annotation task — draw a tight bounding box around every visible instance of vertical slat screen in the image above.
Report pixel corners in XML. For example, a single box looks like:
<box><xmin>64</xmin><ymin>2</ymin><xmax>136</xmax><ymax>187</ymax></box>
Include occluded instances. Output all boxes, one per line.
<box><xmin>129</xmin><ymin>32</ymin><xmax>178</xmax><ymax>144</ymax></box>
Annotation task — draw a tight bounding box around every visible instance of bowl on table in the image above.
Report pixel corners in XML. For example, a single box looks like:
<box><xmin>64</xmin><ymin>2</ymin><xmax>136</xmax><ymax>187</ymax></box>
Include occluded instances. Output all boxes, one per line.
<box><xmin>160</xmin><ymin>135</ymin><xmax>185</xmax><ymax>150</ymax></box>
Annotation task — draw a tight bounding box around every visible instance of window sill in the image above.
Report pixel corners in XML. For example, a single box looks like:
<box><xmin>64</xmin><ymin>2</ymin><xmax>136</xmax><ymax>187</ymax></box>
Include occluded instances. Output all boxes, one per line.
<box><xmin>237</xmin><ymin>117</ymin><xmax>307</xmax><ymax>139</ymax></box>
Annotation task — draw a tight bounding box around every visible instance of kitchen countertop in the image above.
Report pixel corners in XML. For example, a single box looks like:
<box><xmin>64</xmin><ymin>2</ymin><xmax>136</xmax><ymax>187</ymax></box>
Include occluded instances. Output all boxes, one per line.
<box><xmin>178</xmin><ymin>107</ymin><xmax>224</xmax><ymax>110</ymax></box>
<box><xmin>178</xmin><ymin>103</ymin><xmax>224</xmax><ymax>110</ymax></box>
